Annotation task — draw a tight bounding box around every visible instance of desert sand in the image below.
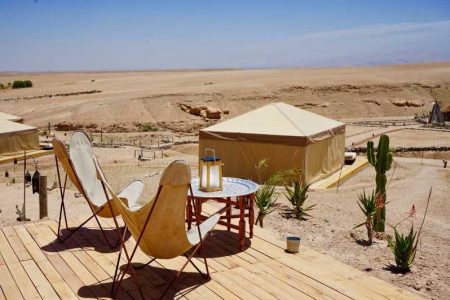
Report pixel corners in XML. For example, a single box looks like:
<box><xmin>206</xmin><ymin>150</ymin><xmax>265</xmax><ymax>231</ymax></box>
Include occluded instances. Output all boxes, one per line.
<box><xmin>1</xmin><ymin>63</ymin><xmax>450</xmax><ymax>299</ymax></box>
<box><xmin>1</xmin><ymin>62</ymin><xmax>450</xmax><ymax>130</ymax></box>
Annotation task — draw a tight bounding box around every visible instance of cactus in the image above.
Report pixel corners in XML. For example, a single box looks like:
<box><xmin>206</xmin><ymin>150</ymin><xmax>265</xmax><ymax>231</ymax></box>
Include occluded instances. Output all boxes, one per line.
<box><xmin>367</xmin><ymin>134</ymin><xmax>393</xmax><ymax>232</ymax></box>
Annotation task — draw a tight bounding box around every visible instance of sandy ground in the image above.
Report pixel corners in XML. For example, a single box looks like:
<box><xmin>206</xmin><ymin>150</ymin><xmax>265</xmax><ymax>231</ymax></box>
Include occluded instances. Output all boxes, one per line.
<box><xmin>1</xmin><ymin>63</ymin><xmax>450</xmax><ymax>299</ymax></box>
<box><xmin>1</xmin><ymin>63</ymin><xmax>450</xmax><ymax>131</ymax></box>
<box><xmin>363</xmin><ymin>128</ymin><xmax>450</xmax><ymax>148</ymax></box>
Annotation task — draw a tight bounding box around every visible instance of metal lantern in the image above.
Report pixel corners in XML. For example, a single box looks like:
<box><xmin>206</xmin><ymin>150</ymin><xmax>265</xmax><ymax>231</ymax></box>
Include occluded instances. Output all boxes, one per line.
<box><xmin>199</xmin><ymin>148</ymin><xmax>223</xmax><ymax>192</ymax></box>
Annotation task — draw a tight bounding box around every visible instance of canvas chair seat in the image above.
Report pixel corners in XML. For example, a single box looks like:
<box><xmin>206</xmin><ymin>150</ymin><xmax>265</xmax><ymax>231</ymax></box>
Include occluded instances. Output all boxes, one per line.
<box><xmin>187</xmin><ymin>213</ymin><xmax>220</xmax><ymax>245</ymax></box>
<box><xmin>116</xmin><ymin>180</ymin><xmax>144</xmax><ymax>210</ymax></box>
<box><xmin>97</xmin><ymin>160</ymin><xmax>219</xmax><ymax>299</ymax></box>
<box><xmin>106</xmin><ymin>160</ymin><xmax>219</xmax><ymax>259</ymax></box>
<box><xmin>69</xmin><ymin>131</ymin><xmax>143</xmax><ymax>217</ymax></box>
<box><xmin>52</xmin><ymin>130</ymin><xmax>144</xmax><ymax>247</ymax></box>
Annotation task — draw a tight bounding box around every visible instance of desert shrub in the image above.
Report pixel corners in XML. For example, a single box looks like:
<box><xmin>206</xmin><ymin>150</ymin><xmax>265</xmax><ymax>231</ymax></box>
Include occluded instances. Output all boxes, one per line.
<box><xmin>387</xmin><ymin>226</ymin><xmax>418</xmax><ymax>272</ymax></box>
<box><xmin>386</xmin><ymin>188</ymin><xmax>431</xmax><ymax>273</ymax></box>
<box><xmin>12</xmin><ymin>81</ymin><xmax>24</xmax><ymax>89</ymax></box>
<box><xmin>354</xmin><ymin>189</ymin><xmax>376</xmax><ymax>245</ymax></box>
<box><xmin>0</xmin><ymin>83</ymin><xmax>4</xmax><ymax>89</ymax></box>
<box><xmin>142</xmin><ymin>123</ymin><xmax>159</xmax><ymax>132</ymax></box>
<box><xmin>12</xmin><ymin>80</ymin><xmax>33</xmax><ymax>89</ymax></box>
<box><xmin>283</xmin><ymin>181</ymin><xmax>314</xmax><ymax>220</ymax></box>
<box><xmin>15</xmin><ymin>204</ymin><xmax>25</xmax><ymax>220</ymax></box>
<box><xmin>254</xmin><ymin>159</ymin><xmax>283</xmax><ymax>227</ymax></box>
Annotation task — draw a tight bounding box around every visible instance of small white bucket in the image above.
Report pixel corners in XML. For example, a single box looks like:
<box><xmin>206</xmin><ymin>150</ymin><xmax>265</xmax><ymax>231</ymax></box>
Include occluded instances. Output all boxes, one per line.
<box><xmin>286</xmin><ymin>236</ymin><xmax>301</xmax><ymax>253</ymax></box>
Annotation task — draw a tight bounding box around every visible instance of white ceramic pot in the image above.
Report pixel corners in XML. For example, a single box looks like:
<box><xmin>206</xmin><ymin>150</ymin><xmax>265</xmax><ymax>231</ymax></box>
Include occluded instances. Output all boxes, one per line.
<box><xmin>286</xmin><ymin>236</ymin><xmax>300</xmax><ymax>253</ymax></box>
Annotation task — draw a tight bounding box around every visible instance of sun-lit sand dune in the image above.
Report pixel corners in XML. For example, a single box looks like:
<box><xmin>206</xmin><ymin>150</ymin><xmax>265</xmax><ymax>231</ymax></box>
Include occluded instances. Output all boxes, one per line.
<box><xmin>1</xmin><ymin>62</ymin><xmax>450</xmax><ymax>129</ymax></box>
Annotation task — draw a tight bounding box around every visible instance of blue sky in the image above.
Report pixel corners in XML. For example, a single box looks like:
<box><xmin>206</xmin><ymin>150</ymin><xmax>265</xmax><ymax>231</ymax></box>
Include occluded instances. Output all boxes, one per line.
<box><xmin>1</xmin><ymin>0</ymin><xmax>449</xmax><ymax>71</ymax></box>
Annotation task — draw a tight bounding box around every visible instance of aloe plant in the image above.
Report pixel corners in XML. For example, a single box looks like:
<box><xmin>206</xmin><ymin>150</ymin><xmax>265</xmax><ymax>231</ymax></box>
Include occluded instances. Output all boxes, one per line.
<box><xmin>354</xmin><ymin>190</ymin><xmax>376</xmax><ymax>245</ymax></box>
<box><xmin>367</xmin><ymin>134</ymin><xmax>393</xmax><ymax>232</ymax></box>
<box><xmin>386</xmin><ymin>187</ymin><xmax>432</xmax><ymax>273</ymax></box>
<box><xmin>254</xmin><ymin>159</ymin><xmax>282</xmax><ymax>227</ymax></box>
<box><xmin>284</xmin><ymin>182</ymin><xmax>314</xmax><ymax>220</ymax></box>
<box><xmin>254</xmin><ymin>181</ymin><xmax>278</xmax><ymax>227</ymax></box>
<box><xmin>387</xmin><ymin>226</ymin><xmax>418</xmax><ymax>272</ymax></box>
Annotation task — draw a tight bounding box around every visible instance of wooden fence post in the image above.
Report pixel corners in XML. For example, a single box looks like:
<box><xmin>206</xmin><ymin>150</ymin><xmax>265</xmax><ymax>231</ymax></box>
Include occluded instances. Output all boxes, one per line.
<box><xmin>39</xmin><ymin>176</ymin><xmax>48</xmax><ymax>219</ymax></box>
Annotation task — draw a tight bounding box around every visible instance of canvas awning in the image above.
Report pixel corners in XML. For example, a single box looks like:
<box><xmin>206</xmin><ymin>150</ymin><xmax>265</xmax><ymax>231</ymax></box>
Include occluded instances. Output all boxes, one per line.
<box><xmin>0</xmin><ymin>119</ymin><xmax>40</xmax><ymax>154</ymax></box>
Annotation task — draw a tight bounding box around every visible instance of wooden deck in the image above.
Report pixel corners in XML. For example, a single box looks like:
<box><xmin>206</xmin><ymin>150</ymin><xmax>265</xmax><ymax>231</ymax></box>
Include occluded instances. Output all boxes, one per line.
<box><xmin>310</xmin><ymin>156</ymin><xmax>369</xmax><ymax>190</ymax></box>
<box><xmin>0</xmin><ymin>206</ymin><xmax>422</xmax><ymax>299</ymax></box>
<box><xmin>0</xmin><ymin>149</ymin><xmax>54</xmax><ymax>165</ymax></box>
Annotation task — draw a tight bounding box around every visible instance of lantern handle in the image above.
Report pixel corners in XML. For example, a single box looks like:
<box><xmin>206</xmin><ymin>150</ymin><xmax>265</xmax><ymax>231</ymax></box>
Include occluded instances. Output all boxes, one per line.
<box><xmin>204</xmin><ymin>148</ymin><xmax>216</xmax><ymax>160</ymax></box>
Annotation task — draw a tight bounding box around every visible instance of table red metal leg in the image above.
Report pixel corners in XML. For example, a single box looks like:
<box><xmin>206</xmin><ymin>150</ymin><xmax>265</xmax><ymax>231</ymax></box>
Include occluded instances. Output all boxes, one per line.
<box><xmin>226</xmin><ymin>197</ymin><xmax>231</xmax><ymax>231</ymax></box>
<box><xmin>195</xmin><ymin>198</ymin><xmax>203</xmax><ymax>226</ymax></box>
<box><xmin>186</xmin><ymin>196</ymin><xmax>192</xmax><ymax>230</ymax></box>
<box><xmin>238</xmin><ymin>196</ymin><xmax>246</xmax><ymax>251</ymax></box>
<box><xmin>249</xmin><ymin>194</ymin><xmax>254</xmax><ymax>238</ymax></box>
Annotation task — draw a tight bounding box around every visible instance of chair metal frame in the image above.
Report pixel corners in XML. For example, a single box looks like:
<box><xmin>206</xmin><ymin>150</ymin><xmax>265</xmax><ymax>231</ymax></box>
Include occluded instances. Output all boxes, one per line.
<box><xmin>103</xmin><ymin>180</ymin><xmax>211</xmax><ymax>300</ymax></box>
<box><xmin>53</xmin><ymin>139</ymin><xmax>122</xmax><ymax>249</ymax></box>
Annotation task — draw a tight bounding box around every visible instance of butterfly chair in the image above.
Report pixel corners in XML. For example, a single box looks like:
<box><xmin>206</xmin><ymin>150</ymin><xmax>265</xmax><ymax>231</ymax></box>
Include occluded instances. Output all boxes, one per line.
<box><xmin>52</xmin><ymin>131</ymin><xmax>144</xmax><ymax>248</ymax></box>
<box><xmin>96</xmin><ymin>160</ymin><xmax>220</xmax><ymax>299</ymax></box>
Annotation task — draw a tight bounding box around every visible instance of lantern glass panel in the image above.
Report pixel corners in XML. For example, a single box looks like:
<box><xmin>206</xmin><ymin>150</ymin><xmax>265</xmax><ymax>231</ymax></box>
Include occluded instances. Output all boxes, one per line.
<box><xmin>201</xmin><ymin>163</ymin><xmax>208</xmax><ymax>188</ymax></box>
<box><xmin>209</xmin><ymin>165</ymin><xmax>221</xmax><ymax>188</ymax></box>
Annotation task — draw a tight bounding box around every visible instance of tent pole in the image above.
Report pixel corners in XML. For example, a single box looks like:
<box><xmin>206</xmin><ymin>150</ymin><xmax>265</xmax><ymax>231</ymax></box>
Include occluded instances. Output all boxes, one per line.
<box><xmin>22</xmin><ymin>150</ymin><xmax>27</xmax><ymax>221</ymax></box>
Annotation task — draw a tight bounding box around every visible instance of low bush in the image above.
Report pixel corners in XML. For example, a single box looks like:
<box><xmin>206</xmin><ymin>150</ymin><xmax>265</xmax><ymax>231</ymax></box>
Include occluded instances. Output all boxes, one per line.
<box><xmin>386</xmin><ymin>188</ymin><xmax>432</xmax><ymax>273</ymax></box>
<box><xmin>254</xmin><ymin>159</ymin><xmax>283</xmax><ymax>227</ymax></box>
<box><xmin>354</xmin><ymin>190</ymin><xmax>376</xmax><ymax>245</ymax></box>
<box><xmin>276</xmin><ymin>168</ymin><xmax>314</xmax><ymax>220</ymax></box>
<box><xmin>12</xmin><ymin>80</ymin><xmax>33</xmax><ymax>89</ymax></box>
<box><xmin>283</xmin><ymin>181</ymin><xmax>314</xmax><ymax>220</ymax></box>
<box><xmin>142</xmin><ymin>123</ymin><xmax>159</xmax><ymax>132</ymax></box>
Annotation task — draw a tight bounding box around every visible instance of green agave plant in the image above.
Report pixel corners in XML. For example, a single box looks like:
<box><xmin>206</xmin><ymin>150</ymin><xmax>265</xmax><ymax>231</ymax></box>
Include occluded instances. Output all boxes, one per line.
<box><xmin>254</xmin><ymin>182</ymin><xmax>278</xmax><ymax>227</ymax></box>
<box><xmin>284</xmin><ymin>181</ymin><xmax>315</xmax><ymax>220</ymax></box>
<box><xmin>254</xmin><ymin>159</ymin><xmax>283</xmax><ymax>227</ymax></box>
<box><xmin>387</xmin><ymin>226</ymin><xmax>418</xmax><ymax>272</ymax></box>
<box><xmin>354</xmin><ymin>190</ymin><xmax>376</xmax><ymax>245</ymax></box>
<box><xmin>386</xmin><ymin>187</ymin><xmax>432</xmax><ymax>273</ymax></box>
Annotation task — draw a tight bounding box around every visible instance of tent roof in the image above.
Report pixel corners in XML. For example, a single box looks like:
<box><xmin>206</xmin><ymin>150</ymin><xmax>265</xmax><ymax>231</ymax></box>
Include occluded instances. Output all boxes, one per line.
<box><xmin>202</xmin><ymin>102</ymin><xmax>344</xmax><ymax>137</ymax></box>
<box><xmin>0</xmin><ymin>112</ymin><xmax>23</xmax><ymax>123</ymax></box>
<box><xmin>0</xmin><ymin>119</ymin><xmax>37</xmax><ymax>138</ymax></box>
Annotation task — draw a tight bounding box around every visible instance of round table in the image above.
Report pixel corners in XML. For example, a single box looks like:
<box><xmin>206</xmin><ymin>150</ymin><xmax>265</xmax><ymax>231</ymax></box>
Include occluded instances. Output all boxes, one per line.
<box><xmin>188</xmin><ymin>177</ymin><xmax>259</xmax><ymax>251</ymax></box>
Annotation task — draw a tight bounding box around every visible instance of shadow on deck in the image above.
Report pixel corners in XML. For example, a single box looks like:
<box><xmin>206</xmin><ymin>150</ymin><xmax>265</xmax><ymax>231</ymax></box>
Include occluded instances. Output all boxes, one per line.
<box><xmin>0</xmin><ymin>206</ymin><xmax>422</xmax><ymax>300</ymax></box>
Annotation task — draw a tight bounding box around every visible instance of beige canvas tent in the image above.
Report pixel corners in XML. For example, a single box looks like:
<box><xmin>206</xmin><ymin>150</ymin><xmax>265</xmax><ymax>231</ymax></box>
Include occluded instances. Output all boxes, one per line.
<box><xmin>199</xmin><ymin>102</ymin><xmax>345</xmax><ymax>184</ymax></box>
<box><xmin>0</xmin><ymin>111</ymin><xmax>24</xmax><ymax>123</ymax></box>
<box><xmin>0</xmin><ymin>119</ymin><xmax>39</xmax><ymax>155</ymax></box>
<box><xmin>0</xmin><ymin>114</ymin><xmax>39</xmax><ymax>221</ymax></box>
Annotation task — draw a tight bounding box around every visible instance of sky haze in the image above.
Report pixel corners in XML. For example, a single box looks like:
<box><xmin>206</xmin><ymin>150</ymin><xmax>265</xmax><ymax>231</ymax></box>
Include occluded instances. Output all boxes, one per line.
<box><xmin>1</xmin><ymin>0</ymin><xmax>449</xmax><ymax>71</ymax></box>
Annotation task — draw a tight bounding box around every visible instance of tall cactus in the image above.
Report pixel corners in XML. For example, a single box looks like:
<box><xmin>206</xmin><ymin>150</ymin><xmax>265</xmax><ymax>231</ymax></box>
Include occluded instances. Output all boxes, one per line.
<box><xmin>367</xmin><ymin>134</ymin><xmax>393</xmax><ymax>232</ymax></box>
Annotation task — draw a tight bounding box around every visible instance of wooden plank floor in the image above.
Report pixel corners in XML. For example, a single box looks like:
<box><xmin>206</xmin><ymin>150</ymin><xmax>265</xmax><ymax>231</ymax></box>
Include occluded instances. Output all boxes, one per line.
<box><xmin>0</xmin><ymin>149</ymin><xmax>54</xmax><ymax>165</ymax></box>
<box><xmin>310</xmin><ymin>156</ymin><xmax>369</xmax><ymax>190</ymax></box>
<box><xmin>0</xmin><ymin>205</ymin><xmax>422</xmax><ymax>299</ymax></box>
